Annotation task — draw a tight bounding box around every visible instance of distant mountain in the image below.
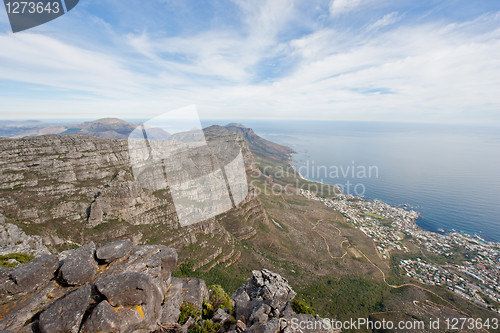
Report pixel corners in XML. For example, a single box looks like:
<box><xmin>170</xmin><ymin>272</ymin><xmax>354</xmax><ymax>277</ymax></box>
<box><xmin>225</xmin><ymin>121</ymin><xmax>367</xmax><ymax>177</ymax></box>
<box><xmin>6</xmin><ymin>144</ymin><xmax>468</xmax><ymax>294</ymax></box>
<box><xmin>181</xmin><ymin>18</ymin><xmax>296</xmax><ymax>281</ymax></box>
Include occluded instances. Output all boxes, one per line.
<box><xmin>0</xmin><ymin>120</ymin><xmax>68</xmax><ymax>138</ymax></box>
<box><xmin>61</xmin><ymin>118</ymin><xmax>137</xmax><ymax>139</ymax></box>
<box><xmin>222</xmin><ymin>123</ymin><xmax>295</xmax><ymax>163</ymax></box>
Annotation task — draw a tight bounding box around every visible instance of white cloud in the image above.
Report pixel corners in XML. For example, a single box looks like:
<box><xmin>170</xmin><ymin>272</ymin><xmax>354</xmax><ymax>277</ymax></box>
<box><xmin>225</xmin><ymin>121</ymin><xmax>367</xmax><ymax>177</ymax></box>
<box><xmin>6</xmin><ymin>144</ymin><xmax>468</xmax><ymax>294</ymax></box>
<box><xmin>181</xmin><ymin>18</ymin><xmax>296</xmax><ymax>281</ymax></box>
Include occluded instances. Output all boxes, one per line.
<box><xmin>0</xmin><ymin>3</ymin><xmax>500</xmax><ymax>125</ymax></box>
<box><xmin>367</xmin><ymin>11</ymin><xmax>402</xmax><ymax>31</ymax></box>
<box><xmin>329</xmin><ymin>0</ymin><xmax>368</xmax><ymax>17</ymax></box>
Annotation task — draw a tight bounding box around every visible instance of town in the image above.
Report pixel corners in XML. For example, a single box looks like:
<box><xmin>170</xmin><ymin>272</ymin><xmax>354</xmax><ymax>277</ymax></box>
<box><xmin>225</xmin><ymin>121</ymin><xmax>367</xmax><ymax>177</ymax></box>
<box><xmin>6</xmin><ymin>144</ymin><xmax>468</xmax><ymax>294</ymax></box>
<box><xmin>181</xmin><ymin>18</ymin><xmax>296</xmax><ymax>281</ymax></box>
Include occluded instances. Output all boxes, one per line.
<box><xmin>300</xmin><ymin>189</ymin><xmax>500</xmax><ymax>313</ymax></box>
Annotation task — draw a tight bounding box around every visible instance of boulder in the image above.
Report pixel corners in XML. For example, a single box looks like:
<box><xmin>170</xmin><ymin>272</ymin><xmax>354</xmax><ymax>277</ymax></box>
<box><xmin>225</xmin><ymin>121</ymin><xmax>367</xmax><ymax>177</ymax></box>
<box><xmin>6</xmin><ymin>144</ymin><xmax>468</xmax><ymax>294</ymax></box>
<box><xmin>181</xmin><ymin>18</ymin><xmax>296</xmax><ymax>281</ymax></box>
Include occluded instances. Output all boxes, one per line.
<box><xmin>58</xmin><ymin>242</ymin><xmax>97</xmax><ymax>286</ymax></box>
<box><xmin>231</xmin><ymin>269</ymin><xmax>296</xmax><ymax>322</ymax></box>
<box><xmin>95</xmin><ymin>239</ymin><xmax>132</xmax><ymax>263</ymax></box>
<box><xmin>245</xmin><ymin>318</ymin><xmax>280</xmax><ymax>333</ymax></box>
<box><xmin>95</xmin><ymin>271</ymin><xmax>155</xmax><ymax>307</ymax></box>
<box><xmin>212</xmin><ymin>308</ymin><xmax>231</xmax><ymax>324</ymax></box>
<box><xmin>0</xmin><ymin>281</ymin><xmax>67</xmax><ymax>332</ymax></box>
<box><xmin>38</xmin><ymin>284</ymin><xmax>92</xmax><ymax>333</ymax></box>
<box><xmin>159</xmin><ymin>277</ymin><xmax>209</xmax><ymax>325</ymax></box>
<box><xmin>0</xmin><ymin>219</ymin><xmax>51</xmax><ymax>256</ymax></box>
<box><xmin>7</xmin><ymin>254</ymin><xmax>58</xmax><ymax>293</ymax></box>
<box><xmin>176</xmin><ymin>277</ymin><xmax>208</xmax><ymax>308</ymax></box>
<box><xmin>249</xmin><ymin>303</ymin><xmax>271</xmax><ymax>324</ymax></box>
<box><xmin>80</xmin><ymin>300</ymin><xmax>120</xmax><ymax>333</ymax></box>
<box><xmin>96</xmin><ymin>244</ymin><xmax>177</xmax><ymax>295</ymax></box>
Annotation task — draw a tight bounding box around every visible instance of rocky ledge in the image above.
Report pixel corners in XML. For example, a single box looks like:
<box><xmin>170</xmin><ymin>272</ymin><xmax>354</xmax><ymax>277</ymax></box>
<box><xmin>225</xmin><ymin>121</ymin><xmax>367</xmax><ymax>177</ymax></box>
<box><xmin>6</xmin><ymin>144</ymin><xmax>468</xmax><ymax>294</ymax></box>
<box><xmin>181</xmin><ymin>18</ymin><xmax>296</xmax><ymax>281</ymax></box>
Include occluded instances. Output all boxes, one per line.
<box><xmin>0</xmin><ymin>240</ymin><xmax>335</xmax><ymax>333</ymax></box>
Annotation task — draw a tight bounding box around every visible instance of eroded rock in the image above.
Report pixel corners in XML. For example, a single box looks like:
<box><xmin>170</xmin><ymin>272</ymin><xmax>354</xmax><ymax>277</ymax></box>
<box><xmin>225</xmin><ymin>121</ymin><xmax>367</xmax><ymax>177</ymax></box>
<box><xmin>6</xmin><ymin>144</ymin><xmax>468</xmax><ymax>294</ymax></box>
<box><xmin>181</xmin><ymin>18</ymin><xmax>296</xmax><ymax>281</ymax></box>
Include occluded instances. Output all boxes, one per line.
<box><xmin>95</xmin><ymin>238</ymin><xmax>132</xmax><ymax>263</ymax></box>
<box><xmin>80</xmin><ymin>300</ymin><xmax>120</xmax><ymax>333</ymax></box>
<box><xmin>7</xmin><ymin>254</ymin><xmax>58</xmax><ymax>294</ymax></box>
<box><xmin>38</xmin><ymin>284</ymin><xmax>92</xmax><ymax>333</ymax></box>
<box><xmin>58</xmin><ymin>242</ymin><xmax>97</xmax><ymax>286</ymax></box>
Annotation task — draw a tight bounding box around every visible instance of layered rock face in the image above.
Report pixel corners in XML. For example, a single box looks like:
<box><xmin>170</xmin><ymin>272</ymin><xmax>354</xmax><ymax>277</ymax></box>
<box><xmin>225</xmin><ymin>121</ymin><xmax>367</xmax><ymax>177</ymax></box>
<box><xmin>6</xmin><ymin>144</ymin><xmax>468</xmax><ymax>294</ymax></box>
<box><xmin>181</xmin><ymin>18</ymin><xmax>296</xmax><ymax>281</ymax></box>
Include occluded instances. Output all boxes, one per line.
<box><xmin>0</xmin><ymin>127</ymin><xmax>265</xmax><ymax>262</ymax></box>
<box><xmin>0</xmin><ymin>241</ymin><xmax>336</xmax><ymax>333</ymax></box>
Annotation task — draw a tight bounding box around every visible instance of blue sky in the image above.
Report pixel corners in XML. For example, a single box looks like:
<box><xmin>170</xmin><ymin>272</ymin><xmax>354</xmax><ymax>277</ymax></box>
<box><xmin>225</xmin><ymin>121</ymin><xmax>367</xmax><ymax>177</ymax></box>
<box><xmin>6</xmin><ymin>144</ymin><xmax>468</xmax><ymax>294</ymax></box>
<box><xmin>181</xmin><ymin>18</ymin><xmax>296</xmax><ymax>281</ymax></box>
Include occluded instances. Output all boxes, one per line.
<box><xmin>1</xmin><ymin>0</ymin><xmax>500</xmax><ymax>124</ymax></box>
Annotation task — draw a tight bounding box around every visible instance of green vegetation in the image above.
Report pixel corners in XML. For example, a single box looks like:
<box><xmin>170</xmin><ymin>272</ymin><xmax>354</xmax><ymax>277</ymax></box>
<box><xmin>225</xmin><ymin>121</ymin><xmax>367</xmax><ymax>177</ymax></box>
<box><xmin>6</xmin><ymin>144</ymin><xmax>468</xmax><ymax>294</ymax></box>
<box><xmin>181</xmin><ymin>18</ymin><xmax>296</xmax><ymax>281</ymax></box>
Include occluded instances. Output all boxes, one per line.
<box><xmin>208</xmin><ymin>285</ymin><xmax>232</xmax><ymax>312</ymax></box>
<box><xmin>179</xmin><ymin>287</ymin><xmax>231</xmax><ymax>333</ymax></box>
<box><xmin>189</xmin><ymin>319</ymin><xmax>222</xmax><ymax>333</ymax></box>
<box><xmin>365</xmin><ymin>212</ymin><xmax>383</xmax><ymax>219</ymax></box>
<box><xmin>173</xmin><ymin>263</ymin><xmax>249</xmax><ymax>295</ymax></box>
<box><xmin>291</xmin><ymin>298</ymin><xmax>315</xmax><ymax>316</ymax></box>
<box><xmin>0</xmin><ymin>253</ymin><xmax>35</xmax><ymax>267</ymax></box>
<box><xmin>298</xmin><ymin>276</ymin><xmax>388</xmax><ymax>324</ymax></box>
<box><xmin>178</xmin><ymin>302</ymin><xmax>202</xmax><ymax>325</ymax></box>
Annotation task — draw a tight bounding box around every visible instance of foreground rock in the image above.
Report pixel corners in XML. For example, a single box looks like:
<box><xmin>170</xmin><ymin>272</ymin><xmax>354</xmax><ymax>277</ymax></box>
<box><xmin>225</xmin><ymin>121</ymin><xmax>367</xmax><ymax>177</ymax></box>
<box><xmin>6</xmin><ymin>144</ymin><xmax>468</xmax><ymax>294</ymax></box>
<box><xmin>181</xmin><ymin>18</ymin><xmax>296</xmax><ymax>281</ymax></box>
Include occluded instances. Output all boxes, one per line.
<box><xmin>0</xmin><ymin>240</ymin><xmax>337</xmax><ymax>333</ymax></box>
<box><xmin>95</xmin><ymin>239</ymin><xmax>132</xmax><ymax>263</ymax></box>
<box><xmin>232</xmin><ymin>269</ymin><xmax>296</xmax><ymax>322</ymax></box>
<box><xmin>58</xmin><ymin>241</ymin><xmax>98</xmax><ymax>286</ymax></box>
<box><xmin>0</xmin><ymin>239</ymin><xmax>178</xmax><ymax>332</ymax></box>
<box><xmin>38</xmin><ymin>284</ymin><xmax>92</xmax><ymax>333</ymax></box>
<box><xmin>3</xmin><ymin>254</ymin><xmax>58</xmax><ymax>294</ymax></box>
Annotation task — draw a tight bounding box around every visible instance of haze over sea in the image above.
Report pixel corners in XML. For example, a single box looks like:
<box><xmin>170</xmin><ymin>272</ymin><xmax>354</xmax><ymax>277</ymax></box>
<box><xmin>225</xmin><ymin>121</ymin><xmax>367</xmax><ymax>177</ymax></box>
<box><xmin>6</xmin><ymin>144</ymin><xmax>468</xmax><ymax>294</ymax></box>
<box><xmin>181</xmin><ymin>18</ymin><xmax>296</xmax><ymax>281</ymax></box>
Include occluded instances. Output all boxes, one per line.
<box><xmin>227</xmin><ymin>120</ymin><xmax>500</xmax><ymax>243</ymax></box>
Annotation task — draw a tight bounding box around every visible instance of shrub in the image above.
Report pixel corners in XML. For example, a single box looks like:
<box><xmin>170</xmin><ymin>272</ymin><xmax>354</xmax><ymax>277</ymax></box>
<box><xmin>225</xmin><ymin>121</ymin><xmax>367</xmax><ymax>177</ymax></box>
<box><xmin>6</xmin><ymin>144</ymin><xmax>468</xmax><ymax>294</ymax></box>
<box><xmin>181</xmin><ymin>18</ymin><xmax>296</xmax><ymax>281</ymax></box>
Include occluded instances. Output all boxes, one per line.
<box><xmin>0</xmin><ymin>253</ymin><xmax>35</xmax><ymax>267</ymax></box>
<box><xmin>292</xmin><ymin>298</ymin><xmax>316</xmax><ymax>316</ymax></box>
<box><xmin>208</xmin><ymin>285</ymin><xmax>232</xmax><ymax>311</ymax></box>
<box><xmin>189</xmin><ymin>319</ymin><xmax>222</xmax><ymax>333</ymax></box>
<box><xmin>202</xmin><ymin>299</ymin><xmax>214</xmax><ymax>319</ymax></box>
<box><xmin>178</xmin><ymin>302</ymin><xmax>202</xmax><ymax>325</ymax></box>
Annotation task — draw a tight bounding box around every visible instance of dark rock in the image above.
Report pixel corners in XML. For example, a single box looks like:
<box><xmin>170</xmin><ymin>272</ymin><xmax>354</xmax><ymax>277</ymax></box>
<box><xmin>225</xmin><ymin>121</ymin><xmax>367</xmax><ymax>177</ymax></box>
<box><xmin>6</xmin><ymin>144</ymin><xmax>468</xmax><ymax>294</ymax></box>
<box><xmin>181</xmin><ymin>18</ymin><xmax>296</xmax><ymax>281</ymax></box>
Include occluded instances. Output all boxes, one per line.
<box><xmin>159</xmin><ymin>277</ymin><xmax>208</xmax><ymax>325</ymax></box>
<box><xmin>0</xmin><ymin>281</ymin><xmax>68</xmax><ymax>332</ymax></box>
<box><xmin>95</xmin><ymin>271</ymin><xmax>155</xmax><ymax>307</ymax></box>
<box><xmin>231</xmin><ymin>269</ymin><xmax>296</xmax><ymax>322</ymax></box>
<box><xmin>281</xmin><ymin>301</ymin><xmax>295</xmax><ymax>317</ymax></box>
<box><xmin>95</xmin><ymin>239</ymin><xmax>132</xmax><ymax>263</ymax></box>
<box><xmin>80</xmin><ymin>300</ymin><xmax>120</xmax><ymax>333</ymax></box>
<box><xmin>58</xmin><ymin>242</ymin><xmax>97</xmax><ymax>286</ymax></box>
<box><xmin>212</xmin><ymin>308</ymin><xmax>231</xmax><ymax>324</ymax></box>
<box><xmin>245</xmin><ymin>318</ymin><xmax>280</xmax><ymax>333</ymax></box>
<box><xmin>176</xmin><ymin>277</ymin><xmax>208</xmax><ymax>308</ymax></box>
<box><xmin>249</xmin><ymin>303</ymin><xmax>271</xmax><ymax>324</ymax></box>
<box><xmin>38</xmin><ymin>284</ymin><xmax>92</xmax><ymax>333</ymax></box>
<box><xmin>17</xmin><ymin>321</ymin><xmax>39</xmax><ymax>333</ymax></box>
<box><xmin>8</xmin><ymin>254</ymin><xmax>58</xmax><ymax>293</ymax></box>
<box><xmin>159</xmin><ymin>278</ymin><xmax>184</xmax><ymax>324</ymax></box>
<box><xmin>96</xmin><ymin>244</ymin><xmax>177</xmax><ymax>295</ymax></box>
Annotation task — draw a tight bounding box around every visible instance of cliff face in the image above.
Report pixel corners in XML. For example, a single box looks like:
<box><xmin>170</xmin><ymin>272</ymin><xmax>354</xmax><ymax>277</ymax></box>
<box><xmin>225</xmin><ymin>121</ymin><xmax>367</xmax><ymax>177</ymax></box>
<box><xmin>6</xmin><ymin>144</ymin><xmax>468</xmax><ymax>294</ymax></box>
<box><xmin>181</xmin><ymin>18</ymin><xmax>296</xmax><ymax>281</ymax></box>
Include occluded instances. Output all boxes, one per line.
<box><xmin>0</xmin><ymin>127</ymin><xmax>265</xmax><ymax>270</ymax></box>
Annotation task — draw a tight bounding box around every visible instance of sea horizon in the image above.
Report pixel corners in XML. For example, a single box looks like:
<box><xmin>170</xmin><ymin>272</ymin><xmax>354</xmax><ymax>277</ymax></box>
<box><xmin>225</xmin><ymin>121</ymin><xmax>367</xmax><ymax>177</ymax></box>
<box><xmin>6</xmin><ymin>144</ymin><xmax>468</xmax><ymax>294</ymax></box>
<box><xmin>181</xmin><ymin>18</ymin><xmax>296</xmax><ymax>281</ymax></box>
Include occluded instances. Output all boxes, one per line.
<box><xmin>231</xmin><ymin>119</ymin><xmax>500</xmax><ymax>243</ymax></box>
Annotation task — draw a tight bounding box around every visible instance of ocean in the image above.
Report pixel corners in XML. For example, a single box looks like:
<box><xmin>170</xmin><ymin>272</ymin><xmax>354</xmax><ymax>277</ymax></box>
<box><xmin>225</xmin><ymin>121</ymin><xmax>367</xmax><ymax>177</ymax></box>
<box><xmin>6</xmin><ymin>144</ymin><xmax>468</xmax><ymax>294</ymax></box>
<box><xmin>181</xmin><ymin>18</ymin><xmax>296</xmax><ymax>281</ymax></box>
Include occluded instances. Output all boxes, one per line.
<box><xmin>221</xmin><ymin>120</ymin><xmax>500</xmax><ymax>243</ymax></box>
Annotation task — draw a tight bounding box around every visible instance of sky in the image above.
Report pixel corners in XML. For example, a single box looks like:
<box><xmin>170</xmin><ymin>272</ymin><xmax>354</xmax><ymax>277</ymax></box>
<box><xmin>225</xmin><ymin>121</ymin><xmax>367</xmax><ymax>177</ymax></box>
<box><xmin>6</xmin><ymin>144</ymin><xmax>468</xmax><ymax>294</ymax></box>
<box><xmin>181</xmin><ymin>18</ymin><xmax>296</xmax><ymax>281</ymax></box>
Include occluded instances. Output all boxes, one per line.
<box><xmin>0</xmin><ymin>0</ymin><xmax>500</xmax><ymax>124</ymax></box>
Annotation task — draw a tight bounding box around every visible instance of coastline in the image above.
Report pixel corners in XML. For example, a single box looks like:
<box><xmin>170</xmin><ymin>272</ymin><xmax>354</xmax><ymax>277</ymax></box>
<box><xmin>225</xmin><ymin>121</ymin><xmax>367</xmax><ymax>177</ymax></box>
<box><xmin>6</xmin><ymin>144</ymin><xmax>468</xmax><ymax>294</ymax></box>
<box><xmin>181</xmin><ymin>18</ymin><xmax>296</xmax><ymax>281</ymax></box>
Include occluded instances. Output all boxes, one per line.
<box><xmin>287</xmin><ymin>159</ymin><xmax>500</xmax><ymax>247</ymax></box>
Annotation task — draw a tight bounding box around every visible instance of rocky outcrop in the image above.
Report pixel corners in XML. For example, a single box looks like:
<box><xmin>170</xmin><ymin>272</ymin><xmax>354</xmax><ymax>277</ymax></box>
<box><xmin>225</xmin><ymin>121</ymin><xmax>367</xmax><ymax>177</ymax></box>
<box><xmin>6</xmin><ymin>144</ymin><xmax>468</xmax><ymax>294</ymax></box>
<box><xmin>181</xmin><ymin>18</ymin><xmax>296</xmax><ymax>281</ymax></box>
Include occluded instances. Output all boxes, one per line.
<box><xmin>4</xmin><ymin>254</ymin><xmax>59</xmax><ymax>294</ymax></box>
<box><xmin>232</xmin><ymin>269</ymin><xmax>296</xmax><ymax>322</ymax></box>
<box><xmin>0</xmin><ymin>214</ymin><xmax>50</xmax><ymax>256</ymax></box>
<box><xmin>0</xmin><ymin>241</ymin><xmax>337</xmax><ymax>333</ymax></box>
<box><xmin>58</xmin><ymin>242</ymin><xmax>98</xmax><ymax>286</ymax></box>
<box><xmin>0</xmin><ymin>239</ymin><xmax>178</xmax><ymax>332</ymax></box>
<box><xmin>95</xmin><ymin>238</ymin><xmax>132</xmax><ymax>263</ymax></box>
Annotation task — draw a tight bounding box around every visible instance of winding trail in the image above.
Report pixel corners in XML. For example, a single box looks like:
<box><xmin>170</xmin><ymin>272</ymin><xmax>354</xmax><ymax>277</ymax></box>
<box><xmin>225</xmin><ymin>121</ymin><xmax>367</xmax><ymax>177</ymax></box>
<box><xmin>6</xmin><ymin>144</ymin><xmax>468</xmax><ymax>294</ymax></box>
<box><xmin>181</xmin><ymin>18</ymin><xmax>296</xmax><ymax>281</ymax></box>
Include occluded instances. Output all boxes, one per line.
<box><xmin>310</xmin><ymin>216</ymin><xmax>493</xmax><ymax>332</ymax></box>
<box><xmin>313</xmin><ymin>220</ymin><xmax>350</xmax><ymax>259</ymax></box>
